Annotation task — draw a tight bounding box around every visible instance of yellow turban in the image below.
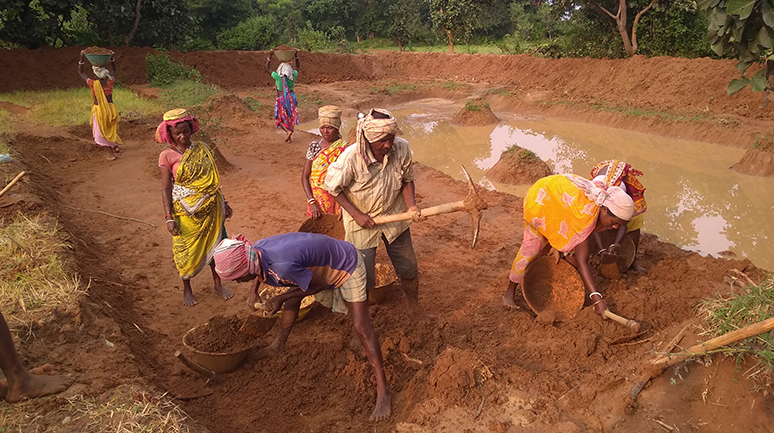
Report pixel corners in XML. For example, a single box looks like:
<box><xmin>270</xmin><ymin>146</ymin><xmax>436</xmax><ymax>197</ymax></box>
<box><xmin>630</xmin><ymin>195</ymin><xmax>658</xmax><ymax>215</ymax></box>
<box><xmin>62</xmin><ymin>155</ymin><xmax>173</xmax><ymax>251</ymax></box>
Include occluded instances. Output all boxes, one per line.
<box><xmin>318</xmin><ymin>105</ymin><xmax>342</xmax><ymax>129</ymax></box>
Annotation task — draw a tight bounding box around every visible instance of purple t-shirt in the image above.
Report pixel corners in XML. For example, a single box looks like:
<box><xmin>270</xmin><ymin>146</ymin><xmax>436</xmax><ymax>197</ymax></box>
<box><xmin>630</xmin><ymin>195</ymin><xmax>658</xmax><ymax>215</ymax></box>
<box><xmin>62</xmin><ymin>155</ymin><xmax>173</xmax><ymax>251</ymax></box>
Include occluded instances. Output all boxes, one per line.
<box><xmin>254</xmin><ymin>233</ymin><xmax>358</xmax><ymax>291</ymax></box>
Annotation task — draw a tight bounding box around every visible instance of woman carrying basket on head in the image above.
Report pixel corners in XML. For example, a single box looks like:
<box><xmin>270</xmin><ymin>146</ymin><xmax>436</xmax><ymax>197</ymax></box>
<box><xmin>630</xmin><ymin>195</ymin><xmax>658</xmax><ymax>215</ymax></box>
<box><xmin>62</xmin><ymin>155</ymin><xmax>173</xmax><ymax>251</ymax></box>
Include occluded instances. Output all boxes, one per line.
<box><xmin>78</xmin><ymin>51</ymin><xmax>121</xmax><ymax>160</ymax></box>
<box><xmin>266</xmin><ymin>49</ymin><xmax>300</xmax><ymax>143</ymax></box>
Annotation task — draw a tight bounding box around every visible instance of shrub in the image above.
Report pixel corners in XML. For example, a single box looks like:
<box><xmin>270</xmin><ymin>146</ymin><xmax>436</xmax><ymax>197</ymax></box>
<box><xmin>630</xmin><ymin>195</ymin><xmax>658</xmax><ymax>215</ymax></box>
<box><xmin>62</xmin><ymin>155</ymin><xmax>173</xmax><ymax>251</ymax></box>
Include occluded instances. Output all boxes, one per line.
<box><xmin>465</xmin><ymin>100</ymin><xmax>490</xmax><ymax>112</ymax></box>
<box><xmin>183</xmin><ymin>37</ymin><xmax>216</xmax><ymax>52</ymax></box>
<box><xmin>217</xmin><ymin>16</ymin><xmax>277</xmax><ymax>51</ymax></box>
<box><xmin>297</xmin><ymin>21</ymin><xmax>331</xmax><ymax>52</ymax></box>
<box><xmin>146</xmin><ymin>52</ymin><xmax>202</xmax><ymax>87</ymax></box>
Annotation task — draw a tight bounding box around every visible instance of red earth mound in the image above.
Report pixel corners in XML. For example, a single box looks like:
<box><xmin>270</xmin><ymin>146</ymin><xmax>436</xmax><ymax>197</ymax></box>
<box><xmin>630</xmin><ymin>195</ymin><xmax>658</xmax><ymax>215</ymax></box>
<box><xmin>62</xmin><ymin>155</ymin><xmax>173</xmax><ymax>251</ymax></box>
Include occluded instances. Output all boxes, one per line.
<box><xmin>731</xmin><ymin>145</ymin><xmax>774</xmax><ymax>176</ymax></box>
<box><xmin>487</xmin><ymin>145</ymin><xmax>552</xmax><ymax>184</ymax></box>
<box><xmin>450</xmin><ymin>101</ymin><xmax>499</xmax><ymax>126</ymax></box>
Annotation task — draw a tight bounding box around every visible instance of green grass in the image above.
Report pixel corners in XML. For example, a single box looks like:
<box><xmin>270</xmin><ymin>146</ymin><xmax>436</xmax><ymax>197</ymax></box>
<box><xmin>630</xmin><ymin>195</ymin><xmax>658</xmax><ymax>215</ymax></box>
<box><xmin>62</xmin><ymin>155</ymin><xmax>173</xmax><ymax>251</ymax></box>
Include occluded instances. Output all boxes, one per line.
<box><xmin>485</xmin><ymin>88</ymin><xmax>511</xmax><ymax>96</ymax></box>
<box><xmin>439</xmin><ymin>80</ymin><xmax>467</xmax><ymax>91</ymax></box>
<box><xmin>751</xmin><ymin>135</ymin><xmax>774</xmax><ymax>150</ymax></box>
<box><xmin>0</xmin><ymin>108</ymin><xmax>15</xmax><ymax>135</ymax></box>
<box><xmin>698</xmin><ymin>273</ymin><xmax>774</xmax><ymax>388</ymax></box>
<box><xmin>465</xmin><ymin>100</ymin><xmax>490</xmax><ymax>112</ymax></box>
<box><xmin>0</xmin><ymin>80</ymin><xmax>221</xmax><ymax>128</ymax></box>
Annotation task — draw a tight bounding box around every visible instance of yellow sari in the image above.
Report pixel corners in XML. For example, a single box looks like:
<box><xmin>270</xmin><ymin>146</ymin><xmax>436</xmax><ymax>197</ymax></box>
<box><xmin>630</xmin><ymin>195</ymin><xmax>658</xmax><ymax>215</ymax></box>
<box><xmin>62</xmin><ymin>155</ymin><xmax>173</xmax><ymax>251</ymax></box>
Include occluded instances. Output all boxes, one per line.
<box><xmin>89</xmin><ymin>80</ymin><xmax>122</xmax><ymax>145</ymax></box>
<box><xmin>171</xmin><ymin>141</ymin><xmax>225</xmax><ymax>279</ymax></box>
<box><xmin>509</xmin><ymin>174</ymin><xmax>599</xmax><ymax>283</ymax></box>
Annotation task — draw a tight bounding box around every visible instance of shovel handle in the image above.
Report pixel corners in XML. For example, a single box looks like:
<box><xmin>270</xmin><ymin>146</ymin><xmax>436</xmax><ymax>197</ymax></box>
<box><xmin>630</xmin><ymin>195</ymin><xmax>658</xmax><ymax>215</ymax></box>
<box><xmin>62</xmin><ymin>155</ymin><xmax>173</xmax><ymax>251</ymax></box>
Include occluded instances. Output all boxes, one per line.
<box><xmin>372</xmin><ymin>201</ymin><xmax>465</xmax><ymax>224</ymax></box>
<box><xmin>603</xmin><ymin>310</ymin><xmax>641</xmax><ymax>332</ymax></box>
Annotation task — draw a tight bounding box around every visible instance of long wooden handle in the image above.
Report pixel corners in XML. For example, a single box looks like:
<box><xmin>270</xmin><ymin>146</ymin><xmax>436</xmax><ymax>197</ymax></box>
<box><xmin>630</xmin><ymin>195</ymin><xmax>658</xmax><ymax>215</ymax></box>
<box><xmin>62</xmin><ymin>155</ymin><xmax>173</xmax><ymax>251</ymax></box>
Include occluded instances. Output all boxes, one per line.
<box><xmin>603</xmin><ymin>310</ymin><xmax>641</xmax><ymax>332</ymax></box>
<box><xmin>174</xmin><ymin>350</ymin><xmax>216</xmax><ymax>381</ymax></box>
<box><xmin>0</xmin><ymin>171</ymin><xmax>26</xmax><ymax>198</ymax></box>
<box><xmin>372</xmin><ymin>200</ymin><xmax>465</xmax><ymax>224</ymax></box>
<box><xmin>653</xmin><ymin>316</ymin><xmax>774</xmax><ymax>369</ymax></box>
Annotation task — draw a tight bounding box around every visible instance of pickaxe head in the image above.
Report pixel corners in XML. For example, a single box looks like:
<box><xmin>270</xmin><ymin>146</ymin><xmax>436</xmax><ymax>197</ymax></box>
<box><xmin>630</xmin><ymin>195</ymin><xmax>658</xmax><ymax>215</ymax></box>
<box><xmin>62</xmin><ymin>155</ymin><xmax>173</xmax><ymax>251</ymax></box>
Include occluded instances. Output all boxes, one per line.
<box><xmin>460</xmin><ymin>165</ymin><xmax>487</xmax><ymax>249</ymax></box>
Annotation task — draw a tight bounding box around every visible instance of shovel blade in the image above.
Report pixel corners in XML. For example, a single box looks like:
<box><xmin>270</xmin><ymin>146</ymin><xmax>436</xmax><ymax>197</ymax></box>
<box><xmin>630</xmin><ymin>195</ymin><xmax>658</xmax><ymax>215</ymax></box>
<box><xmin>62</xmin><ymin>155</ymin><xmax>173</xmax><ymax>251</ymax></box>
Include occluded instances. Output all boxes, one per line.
<box><xmin>239</xmin><ymin>314</ymin><xmax>277</xmax><ymax>338</ymax></box>
<box><xmin>600</xmin><ymin>253</ymin><xmax>621</xmax><ymax>280</ymax></box>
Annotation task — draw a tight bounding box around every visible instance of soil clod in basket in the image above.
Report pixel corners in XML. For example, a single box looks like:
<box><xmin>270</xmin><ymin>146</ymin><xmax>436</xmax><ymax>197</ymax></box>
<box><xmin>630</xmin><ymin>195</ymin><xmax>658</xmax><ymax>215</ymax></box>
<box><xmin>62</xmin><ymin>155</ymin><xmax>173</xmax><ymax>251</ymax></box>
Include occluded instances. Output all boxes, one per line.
<box><xmin>82</xmin><ymin>46</ymin><xmax>113</xmax><ymax>55</ymax></box>
<box><xmin>185</xmin><ymin>315</ymin><xmax>259</xmax><ymax>354</ymax></box>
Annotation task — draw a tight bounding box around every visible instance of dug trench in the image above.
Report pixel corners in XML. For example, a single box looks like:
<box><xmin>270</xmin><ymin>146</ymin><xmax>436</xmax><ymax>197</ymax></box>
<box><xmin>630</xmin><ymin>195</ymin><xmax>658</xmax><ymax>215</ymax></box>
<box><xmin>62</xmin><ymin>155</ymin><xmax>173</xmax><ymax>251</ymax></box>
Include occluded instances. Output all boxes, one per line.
<box><xmin>3</xmin><ymin>88</ymin><xmax>774</xmax><ymax>431</ymax></box>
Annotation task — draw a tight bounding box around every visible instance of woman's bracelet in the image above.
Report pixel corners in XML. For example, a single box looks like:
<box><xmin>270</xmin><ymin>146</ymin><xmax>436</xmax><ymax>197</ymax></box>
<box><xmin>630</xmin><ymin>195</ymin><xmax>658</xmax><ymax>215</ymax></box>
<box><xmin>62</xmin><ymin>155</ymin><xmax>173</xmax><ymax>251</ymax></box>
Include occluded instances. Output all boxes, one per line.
<box><xmin>592</xmin><ymin>299</ymin><xmax>603</xmax><ymax>307</ymax></box>
<box><xmin>165</xmin><ymin>214</ymin><xmax>173</xmax><ymax>218</ymax></box>
<box><xmin>589</xmin><ymin>291</ymin><xmax>602</xmax><ymax>300</ymax></box>
<box><xmin>307</xmin><ymin>198</ymin><xmax>317</xmax><ymax>204</ymax></box>
<box><xmin>166</xmin><ymin>219</ymin><xmax>175</xmax><ymax>224</ymax></box>
<box><xmin>78</xmin><ymin>61</ymin><xmax>84</xmax><ymax>65</ymax></box>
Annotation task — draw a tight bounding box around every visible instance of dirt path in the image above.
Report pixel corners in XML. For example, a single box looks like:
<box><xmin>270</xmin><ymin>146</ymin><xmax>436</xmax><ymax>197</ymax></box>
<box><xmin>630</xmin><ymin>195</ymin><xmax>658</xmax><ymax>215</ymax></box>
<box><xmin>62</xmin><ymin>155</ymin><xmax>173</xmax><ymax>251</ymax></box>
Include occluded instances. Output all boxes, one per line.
<box><xmin>3</xmin><ymin>87</ymin><xmax>772</xmax><ymax>432</ymax></box>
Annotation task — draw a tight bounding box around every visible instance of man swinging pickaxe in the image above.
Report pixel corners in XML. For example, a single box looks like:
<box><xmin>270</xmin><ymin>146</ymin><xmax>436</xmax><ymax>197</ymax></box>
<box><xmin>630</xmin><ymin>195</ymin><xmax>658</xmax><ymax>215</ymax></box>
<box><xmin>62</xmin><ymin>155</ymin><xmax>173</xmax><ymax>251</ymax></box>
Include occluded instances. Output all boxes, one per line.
<box><xmin>372</xmin><ymin>165</ymin><xmax>488</xmax><ymax>248</ymax></box>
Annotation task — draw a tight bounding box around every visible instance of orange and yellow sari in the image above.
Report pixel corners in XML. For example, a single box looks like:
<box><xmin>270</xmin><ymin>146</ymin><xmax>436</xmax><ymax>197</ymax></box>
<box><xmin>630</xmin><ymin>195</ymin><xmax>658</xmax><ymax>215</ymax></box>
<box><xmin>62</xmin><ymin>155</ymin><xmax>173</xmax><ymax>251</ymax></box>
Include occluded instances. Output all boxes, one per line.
<box><xmin>307</xmin><ymin>138</ymin><xmax>350</xmax><ymax>215</ymax></box>
<box><xmin>509</xmin><ymin>174</ymin><xmax>600</xmax><ymax>284</ymax></box>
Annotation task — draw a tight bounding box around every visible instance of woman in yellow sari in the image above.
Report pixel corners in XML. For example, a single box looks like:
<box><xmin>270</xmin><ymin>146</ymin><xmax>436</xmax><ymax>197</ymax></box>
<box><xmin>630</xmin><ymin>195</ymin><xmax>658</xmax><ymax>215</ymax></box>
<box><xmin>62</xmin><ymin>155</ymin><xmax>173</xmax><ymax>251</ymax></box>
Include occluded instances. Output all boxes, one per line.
<box><xmin>502</xmin><ymin>174</ymin><xmax>635</xmax><ymax>315</ymax></box>
<box><xmin>302</xmin><ymin>105</ymin><xmax>350</xmax><ymax>217</ymax></box>
<box><xmin>157</xmin><ymin>109</ymin><xmax>234</xmax><ymax>306</ymax></box>
<box><xmin>78</xmin><ymin>52</ymin><xmax>121</xmax><ymax>160</ymax></box>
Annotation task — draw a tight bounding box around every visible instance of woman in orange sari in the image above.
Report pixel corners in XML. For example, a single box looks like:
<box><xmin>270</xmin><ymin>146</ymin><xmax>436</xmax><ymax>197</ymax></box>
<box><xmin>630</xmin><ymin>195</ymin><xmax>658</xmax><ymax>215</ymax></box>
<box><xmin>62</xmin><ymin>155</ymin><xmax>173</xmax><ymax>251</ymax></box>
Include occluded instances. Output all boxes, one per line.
<box><xmin>302</xmin><ymin>105</ymin><xmax>350</xmax><ymax>218</ymax></box>
<box><xmin>502</xmin><ymin>174</ymin><xmax>635</xmax><ymax>315</ymax></box>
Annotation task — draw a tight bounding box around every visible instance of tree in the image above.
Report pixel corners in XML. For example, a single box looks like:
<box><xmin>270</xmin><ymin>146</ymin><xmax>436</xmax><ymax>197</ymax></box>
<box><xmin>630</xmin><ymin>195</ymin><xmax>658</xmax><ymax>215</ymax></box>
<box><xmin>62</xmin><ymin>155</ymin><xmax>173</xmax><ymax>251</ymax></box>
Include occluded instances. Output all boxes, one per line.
<box><xmin>430</xmin><ymin>0</ymin><xmax>481</xmax><ymax>52</ymax></box>
<box><xmin>0</xmin><ymin>0</ymin><xmax>79</xmax><ymax>48</ymax></box>
<box><xmin>81</xmin><ymin>0</ymin><xmax>193</xmax><ymax>47</ymax></box>
<box><xmin>699</xmin><ymin>0</ymin><xmax>773</xmax><ymax>95</ymax></box>
<box><xmin>187</xmin><ymin>0</ymin><xmax>254</xmax><ymax>42</ymax></box>
<box><xmin>388</xmin><ymin>0</ymin><xmax>422</xmax><ymax>50</ymax></box>
<box><xmin>561</xmin><ymin>0</ymin><xmax>660</xmax><ymax>56</ymax></box>
<box><xmin>217</xmin><ymin>15</ymin><xmax>277</xmax><ymax>50</ymax></box>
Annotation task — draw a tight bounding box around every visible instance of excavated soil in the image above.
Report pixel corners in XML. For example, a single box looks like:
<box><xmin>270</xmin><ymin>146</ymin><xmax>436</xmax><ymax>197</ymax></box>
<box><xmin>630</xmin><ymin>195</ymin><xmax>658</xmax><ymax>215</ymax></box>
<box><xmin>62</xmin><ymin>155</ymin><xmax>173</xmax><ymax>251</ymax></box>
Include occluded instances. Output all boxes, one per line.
<box><xmin>522</xmin><ymin>257</ymin><xmax>585</xmax><ymax>322</ymax></box>
<box><xmin>185</xmin><ymin>315</ymin><xmax>258</xmax><ymax>354</ymax></box>
<box><xmin>731</xmin><ymin>146</ymin><xmax>774</xmax><ymax>176</ymax></box>
<box><xmin>487</xmin><ymin>146</ymin><xmax>553</xmax><ymax>185</ymax></box>
<box><xmin>1</xmin><ymin>49</ymin><xmax>774</xmax><ymax>433</ymax></box>
<box><xmin>298</xmin><ymin>213</ymin><xmax>345</xmax><ymax>239</ymax></box>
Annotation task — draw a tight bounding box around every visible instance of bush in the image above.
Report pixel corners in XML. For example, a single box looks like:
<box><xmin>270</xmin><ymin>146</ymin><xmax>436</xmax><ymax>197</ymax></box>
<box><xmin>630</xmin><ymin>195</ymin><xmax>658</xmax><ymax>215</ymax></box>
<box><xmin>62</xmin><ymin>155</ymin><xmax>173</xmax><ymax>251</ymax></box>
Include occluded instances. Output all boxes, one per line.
<box><xmin>465</xmin><ymin>100</ymin><xmax>490</xmax><ymax>112</ymax></box>
<box><xmin>217</xmin><ymin>16</ymin><xmax>277</xmax><ymax>51</ymax></box>
<box><xmin>298</xmin><ymin>21</ymin><xmax>331</xmax><ymax>52</ymax></box>
<box><xmin>183</xmin><ymin>37</ymin><xmax>216</xmax><ymax>52</ymax></box>
<box><xmin>146</xmin><ymin>52</ymin><xmax>202</xmax><ymax>87</ymax></box>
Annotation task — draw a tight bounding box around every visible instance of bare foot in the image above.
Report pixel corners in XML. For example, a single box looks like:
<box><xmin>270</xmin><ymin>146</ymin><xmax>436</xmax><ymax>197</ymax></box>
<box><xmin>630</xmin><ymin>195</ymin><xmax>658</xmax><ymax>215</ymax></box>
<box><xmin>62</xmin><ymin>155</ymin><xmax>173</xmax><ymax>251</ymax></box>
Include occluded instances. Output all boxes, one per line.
<box><xmin>369</xmin><ymin>392</ymin><xmax>391</xmax><ymax>421</ymax></box>
<box><xmin>629</xmin><ymin>260</ymin><xmax>646</xmax><ymax>273</ymax></box>
<box><xmin>106</xmin><ymin>148</ymin><xmax>117</xmax><ymax>161</ymax></box>
<box><xmin>215</xmin><ymin>285</ymin><xmax>234</xmax><ymax>300</ymax></box>
<box><xmin>5</xmin><ymin>368</ymin><xmax>74</xmax><ymax>403</ymax></box>
<box><xmin>247</xmin><ymin>344</ymin><xmax>281</xmax><ymax>362</ymax></box>
<box><xmin>183</xmin><ymin>289</ymin><xmax>198</xmax><ymax>306</ymax></box>
<box><xmin>285</xmin><ymin>131</ymin><xmax>292</xmax><ymax>143</ymax></box>
<box><xmin>503</xmin><ymin>292</ymin><xmax>520</xmax><ymax>309</ymax></box>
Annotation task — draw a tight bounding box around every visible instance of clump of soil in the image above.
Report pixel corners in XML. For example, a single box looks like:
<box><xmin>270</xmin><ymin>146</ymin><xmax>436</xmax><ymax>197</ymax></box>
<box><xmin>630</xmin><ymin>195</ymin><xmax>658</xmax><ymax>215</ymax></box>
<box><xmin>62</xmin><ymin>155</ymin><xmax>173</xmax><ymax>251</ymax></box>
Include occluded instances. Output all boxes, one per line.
<box><xmin>184</xmin><ymin>315</ymin><xmax>258</xmax><ymax>354</ymax></box>
<box><xmin>257</xmin><ymin>284</ymin><xmax>315</xmax><ymax>310</ymax></box>
<box><xmin>273</xmin><ymin>44</ymin><xmax>298</xmax><ymax>51</ymax></box>
<box><xmin>486</xmin><ymin>145</ymin><xmax>552</xmax><ymax>185</ymax></box>
<box><xmin>450</xmin><ymin>100</ymin><xmax>499</xmax><ymax>126</ymax></box>
<box><xmin>298</xmin><ymin>213</ymin><xmax>345</xmax><ymax>239</ymax></box>
<box><xmin>426</xmin><ymin>347</ymin><xmax>481</xmax><ymax>403</ymax></box>
<box><xmin>731</xmin><ymin>145</ymin><xmax>774</xmax><ymax>177</ymax></box>
<box><xmin>522</xmin><ymin>257</ymin><xmax>585</xmax><ymax>321</ymax></box>
<box><xmin>82</xmin><ymin>46</ymin><xmax>113</xmax><ymax>55</ymax></box>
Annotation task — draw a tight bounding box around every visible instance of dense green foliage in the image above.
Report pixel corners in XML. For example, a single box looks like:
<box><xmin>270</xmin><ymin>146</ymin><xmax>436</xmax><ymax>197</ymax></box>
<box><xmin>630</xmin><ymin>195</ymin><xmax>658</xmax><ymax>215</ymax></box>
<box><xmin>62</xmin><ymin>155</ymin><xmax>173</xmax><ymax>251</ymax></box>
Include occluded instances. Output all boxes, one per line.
<box><xmin>146</xmin><ymin>52</ymin><xmax>202</xmax><ymax>86</ymax></box>
<box><xmin>0</xmin><ymin>0</ymin><xmax>733</xmax><ymax>60</ymax></box>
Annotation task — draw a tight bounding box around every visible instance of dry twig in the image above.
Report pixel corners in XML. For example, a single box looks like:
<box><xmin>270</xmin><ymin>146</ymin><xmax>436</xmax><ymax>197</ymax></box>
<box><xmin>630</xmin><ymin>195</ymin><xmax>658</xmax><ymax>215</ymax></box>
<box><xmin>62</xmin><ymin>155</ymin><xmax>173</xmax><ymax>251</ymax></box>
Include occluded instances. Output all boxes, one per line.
<box><xmin>62</xmin><ymin>204</ymin><xmax>156</xmax><ymax>227</ymax></box>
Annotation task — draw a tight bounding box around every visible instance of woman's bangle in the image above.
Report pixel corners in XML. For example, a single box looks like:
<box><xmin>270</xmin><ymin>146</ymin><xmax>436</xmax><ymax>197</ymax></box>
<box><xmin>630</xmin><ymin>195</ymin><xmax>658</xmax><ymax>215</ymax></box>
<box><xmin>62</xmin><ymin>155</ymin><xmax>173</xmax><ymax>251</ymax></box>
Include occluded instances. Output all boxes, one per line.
<box><xmin>589</xmin><ymin>291</ymin><xmax>602</xmax><ymax>300</ymax></box>
<box><xmin>165</xmin><ymin>214</ymin><xmax>173</xmax><ymax>218</ymax></box>
<box><xmin>592</xmin><ymin>299</ymin><xmax>603</xmax><ymax>307</ymax></box>
<box><xmin>78</xmin><ymin>61</ymin><xmax>84</xmax><ymax>65</ymax></box>
<box><xmin>307</xmin><ymin>198</ymin><xmax>317</xmax><ymax>204</ymax></box>
<box><xmin>166</xmin><ymin>219</ymin><xmax>175</xmax><ymax>224</ymax></box>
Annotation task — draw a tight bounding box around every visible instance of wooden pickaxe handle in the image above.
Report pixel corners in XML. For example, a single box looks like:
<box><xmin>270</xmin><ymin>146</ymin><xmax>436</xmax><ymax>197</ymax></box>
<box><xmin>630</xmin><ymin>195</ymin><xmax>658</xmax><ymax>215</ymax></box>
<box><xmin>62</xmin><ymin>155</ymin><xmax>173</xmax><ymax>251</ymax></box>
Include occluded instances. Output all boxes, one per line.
<box><xmin>603</xmin><ymin>309</ymin><xmax>641</xmax><ymax>332</ymax></box>
<box><xmin>372</xmin><ymin>200</ymin><xmax>465</xmax><ymax>224</ymax></box>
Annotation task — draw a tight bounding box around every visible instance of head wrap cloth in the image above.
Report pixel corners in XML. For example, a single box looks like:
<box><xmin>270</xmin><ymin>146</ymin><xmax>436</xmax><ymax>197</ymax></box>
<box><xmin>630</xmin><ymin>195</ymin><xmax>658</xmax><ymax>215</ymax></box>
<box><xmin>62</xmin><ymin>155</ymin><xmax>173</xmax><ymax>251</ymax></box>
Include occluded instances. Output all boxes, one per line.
<box><xmin>212</xmin><ymin>235</ymin><xmax>261</xmax><ymax>281</ymax></box>
<box><xmin>564</xmin><ymin>174</ymin><xmax>635</xmax><ymax>221</ymax></box>
<box><xmin>277</xmin><ymin>62</ymin><xmax>294</xmax><ymax>78</ymax></box>
<box><xmin>355</xmin><ymin>108</ymin><xmax>400</xmax><ymax>170</ymax></box>
<box><xmin>318</xmin><ymin>105</ymin><xmax>342</xmax><ymax>130</ymax></box>
<box><xmin>154</xmin><ymin>108</ymin><xmax>200</xmax><ymax>145</ymax></box>
<box><xmin>92</xmin><ymin>66</ymin><xmax>112</xmax><ymax>80</ymax></box>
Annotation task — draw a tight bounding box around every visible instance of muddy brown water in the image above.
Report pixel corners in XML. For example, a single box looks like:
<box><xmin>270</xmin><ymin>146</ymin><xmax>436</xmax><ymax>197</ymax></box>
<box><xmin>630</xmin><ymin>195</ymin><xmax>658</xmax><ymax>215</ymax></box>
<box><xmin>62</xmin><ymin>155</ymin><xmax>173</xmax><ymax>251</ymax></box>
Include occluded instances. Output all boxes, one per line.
<box><xmin>302</xmin><ymin>98</ymin><xmax>772</xmax><ymax>271</ymax></box>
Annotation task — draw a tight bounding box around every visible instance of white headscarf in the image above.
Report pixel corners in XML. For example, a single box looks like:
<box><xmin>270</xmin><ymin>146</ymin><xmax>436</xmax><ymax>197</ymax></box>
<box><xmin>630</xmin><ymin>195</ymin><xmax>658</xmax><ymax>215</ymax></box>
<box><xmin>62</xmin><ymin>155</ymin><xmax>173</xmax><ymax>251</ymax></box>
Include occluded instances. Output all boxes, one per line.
<box><xmin>564</xmin><ymin>174</ymin><xmax>635</xmax><ymax>220</ymax></box>
<box><xmin>92</xmin><ymin>66</ymin><xmax>112</xmax><ymax>80</ymax></box>
<box><xmin>276</xmin><ymin>62</ymin><xmax>294</xmax><ymax>78</ymax></box>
